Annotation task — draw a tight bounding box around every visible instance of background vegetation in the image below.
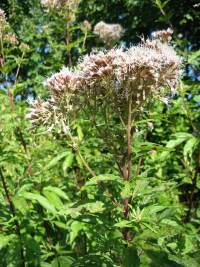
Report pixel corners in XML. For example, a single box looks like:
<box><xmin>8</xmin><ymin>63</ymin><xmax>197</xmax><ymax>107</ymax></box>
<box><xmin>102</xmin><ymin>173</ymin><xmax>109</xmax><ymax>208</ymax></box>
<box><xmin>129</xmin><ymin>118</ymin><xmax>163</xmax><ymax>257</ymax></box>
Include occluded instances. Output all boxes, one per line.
<box><xmin>0</xmin><ymin>0</ymin><xmax>200</xmax><ymax>266</ymax></box>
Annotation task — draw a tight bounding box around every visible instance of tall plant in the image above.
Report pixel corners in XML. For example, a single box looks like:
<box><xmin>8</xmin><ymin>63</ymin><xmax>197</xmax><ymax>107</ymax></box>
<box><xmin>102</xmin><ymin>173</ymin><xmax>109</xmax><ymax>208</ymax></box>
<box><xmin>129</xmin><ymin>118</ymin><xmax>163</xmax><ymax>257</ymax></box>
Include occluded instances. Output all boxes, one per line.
<box><xmin>28</xmin><ymin>30</ymin><xmax>182</xmax><ymax>243</ymax></box>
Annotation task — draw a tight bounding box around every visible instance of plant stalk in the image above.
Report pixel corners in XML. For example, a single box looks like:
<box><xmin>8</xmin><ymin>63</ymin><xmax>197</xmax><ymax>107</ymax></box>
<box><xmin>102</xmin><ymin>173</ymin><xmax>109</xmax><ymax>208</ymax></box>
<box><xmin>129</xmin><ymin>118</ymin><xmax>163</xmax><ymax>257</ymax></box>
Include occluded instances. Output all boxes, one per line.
<box><xmin>77</xmin><ymin>149</ymin><xmax>95</xmax><ymax>177</ymax></box>
<box><xmin>0</xmin><ymin>30</ymin><xmax>4</xmax><ymax>66</ymax></box>
<box><xmin>68</xmin><ymin>133</ymin><xmax>95</xmax><ymax>177</ymax></box>
<box><xmin>123</xmin><ymin>98</ymin><xmax>132</xmax><ymax>241</ymax></box>
<box><xmin>66</xmin><ymin>23</ymin><xmax>72</xmax><ymax>66</ymax></box>
<box><xmin>127</xmin><ymin>98</ymin><xmax>132</xmax><ymax>180</ymax></box>
<box><xmin>0</xmin><ymin>168</ymin><xmax>25</xmax><ymax>267</ymax></box>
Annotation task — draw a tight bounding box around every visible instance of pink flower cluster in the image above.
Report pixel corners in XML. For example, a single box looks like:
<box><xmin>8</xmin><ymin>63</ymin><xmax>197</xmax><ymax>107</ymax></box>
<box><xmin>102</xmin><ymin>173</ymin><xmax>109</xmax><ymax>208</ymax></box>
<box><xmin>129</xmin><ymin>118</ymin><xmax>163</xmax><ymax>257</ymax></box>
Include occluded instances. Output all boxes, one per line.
<box><xmin>0</xmin><ymin>8</ymin><xmax>7</xmax><ymax>31</ymax></box>
<box><xmin>28</xmin><ymin>32</ymin><xmax>182</xmax><ymax>133</ymax></box>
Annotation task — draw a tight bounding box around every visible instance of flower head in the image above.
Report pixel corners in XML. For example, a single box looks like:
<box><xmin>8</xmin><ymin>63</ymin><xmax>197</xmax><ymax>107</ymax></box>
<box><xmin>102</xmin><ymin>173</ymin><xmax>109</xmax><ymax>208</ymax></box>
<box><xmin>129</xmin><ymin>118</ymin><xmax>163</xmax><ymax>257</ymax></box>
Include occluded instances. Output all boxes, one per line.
<box><xmin>28</xmin><ymin>31</ymin><xmax>182</xmax><ymax>131</ymax></box>
<box><xmin>41</xmin><ymin>0</ymin><xmax>81</xmax><ymax>23</ymax></box>
<box><xmin>82</xmin><ymin>20</ymin><xmax>92</xmax><ymax>31</ymax></box>
<box><xmin>27</xmin><ymin>98</ymin><xmax>70</xmax><ymax>134</ymax></box>
<box><xmin>93</xmin><ymin>21</ymin><xmax>124</xmax><ymax>47</ymax></box>
<box><xmin>41</xmin><ymin>0</ymin><xmax>62</xmax><ymax>9</ymax></box>
<box><xmin>0</xmin><ymin>8</ymin><xmax>7</xmax><ymax>31</ymax></box>
<box><xmin>151</xmin><ymin>28</ymin><xmax>173</xmax><ymax>43</ymax></box>
<box><xmin>45</xmin><ymin>68</ymin><xmax>82</xmax><ymax>101</ymax></box>
<box><xmin>5</xmin><ymin>33</ymin><xmax>19</xmax><ymax>45</ymax></box>
<box><xmin>19</xmin><ymin>43</ymin><xmax>30</xmax><ymax>52</ymax></box>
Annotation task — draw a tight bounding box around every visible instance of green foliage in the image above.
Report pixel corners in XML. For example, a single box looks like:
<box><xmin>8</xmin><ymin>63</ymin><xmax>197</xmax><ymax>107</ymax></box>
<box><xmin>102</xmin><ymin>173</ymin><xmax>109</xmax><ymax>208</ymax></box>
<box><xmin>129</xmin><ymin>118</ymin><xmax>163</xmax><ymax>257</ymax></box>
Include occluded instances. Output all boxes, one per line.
<box><xmin>0</xmin><ymin>0</ymin><xmax>200</xmax><ymax>266</ymax></box>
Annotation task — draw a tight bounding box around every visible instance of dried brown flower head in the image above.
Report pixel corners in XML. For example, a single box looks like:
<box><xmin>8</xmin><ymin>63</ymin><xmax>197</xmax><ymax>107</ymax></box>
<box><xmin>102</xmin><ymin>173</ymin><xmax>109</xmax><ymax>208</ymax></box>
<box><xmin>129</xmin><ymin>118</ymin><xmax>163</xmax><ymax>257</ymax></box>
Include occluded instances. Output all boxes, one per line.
<box><xmin>152</xmin><ymin>28</ymin><xmax>173</xmax><ymax>43</ymax></box>
<box><xmin>93</xmin><ymin>21</ymin><xmax>124</xmax><ymax>47</ymax></box>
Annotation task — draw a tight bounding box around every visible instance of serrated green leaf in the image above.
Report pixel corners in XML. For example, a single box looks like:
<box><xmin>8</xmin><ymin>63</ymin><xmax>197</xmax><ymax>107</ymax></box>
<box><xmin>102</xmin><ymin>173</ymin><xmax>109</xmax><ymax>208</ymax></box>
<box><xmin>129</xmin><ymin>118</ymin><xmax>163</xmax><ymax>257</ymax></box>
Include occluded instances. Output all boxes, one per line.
<box><xmin>12</xmin><ymin>195</ymin><xmax>28</xmax><ymax>214</ymax></box>
<box><xmin>121</xmin><ymin>181</ymin><xmax>132</xmax><ymax>199</ymax></box>
<box><xmin>40</xmin><ymin>263</ymin><xmax>52</xmax><ymax>267</ymax></box>
<box><xmin>69</xmin><ymin>221</ymin><xmax>85</xmax><ymax>244</ymax></box>
<box><xmin>63</xmin><ymin>152</ymin><xmax>74</xmax><ymax>174</ymax></box>
<box><xmin>85</xmin><ymin>174</ymin><xmax>121</xmax><ymax>186</ymax></box>
<box><xmin>51</xmin><ymin>256</ymin><xmax>74</xmax><ymax>267</ymax></box>
<box><xmin>76</xmin><ymin>125</ymin><xmax>84</xmax><ymax>141</ymax></box>
<box><xmin>183</xmin><ymin>235</ymin><xmax>194</xmax><ymax>254</ymax></box>
<box><xmin>44</xmin><ymin>151</ymin><xmax>69</xmax><ymax>170</ymax></box>
<box><xmin>169</xmin><ymin>255</ymin><xmax>199</xmax><ymax>267</ymax></box>
<box><xmin>183</xmin><ymin>137</ymin><xmax>198</xmax><ymax>162</ymax></box>
<box><xmin>42</xmin><ymin>190</ymin><xmax>63</xmax><ymax>209</ymax></box>
<box><xmin>76</xmin><ymin>154</ymin><xmax>83</xmax><ymax>168</ymax></box>
<box><xmin>43</xmin><ymin>186</ymin><xmax>69</xmax><ymax>200</ymax></box>
<box><xmin>114</xmin><ymin>220</ymin><xmax>132</xmax><ymax>228</ymax></box>
<box><xmin>123</xmin><ymin>247</ymin><xmax>140</xmax><ymax>267</ymax></box>
<box><xmin>22</xmin><ymin>192</ymin><xmax>56</xmax><ymax>214</ymax></box>
<box><xmin>161</xmin><ymin>219</ymin><xmax>178</xmax><ymax>227</ymax></box>
<box><xmin>166</xmin><ymin>133</ymin><xmax>191</xmax><ymax>149</ymax></box>
<box><xmin>79</xmin><ymin>201</ymin><xmax>105</xmax><ymax>213</ymax></box>
<box><xmin>0</xmin><ymin>235</ymin><xmax>14</xmax><ymax>250</ymax></box>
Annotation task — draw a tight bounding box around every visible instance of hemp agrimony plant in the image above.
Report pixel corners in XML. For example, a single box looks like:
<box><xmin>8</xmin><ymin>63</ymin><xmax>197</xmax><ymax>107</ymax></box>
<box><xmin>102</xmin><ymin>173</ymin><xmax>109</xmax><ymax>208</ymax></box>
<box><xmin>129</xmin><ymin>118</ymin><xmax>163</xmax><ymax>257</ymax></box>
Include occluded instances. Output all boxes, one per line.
<box><xmin>28</xmin><ymin>29</ymin><xmax>182</xmax><ymax>242</ymax></box>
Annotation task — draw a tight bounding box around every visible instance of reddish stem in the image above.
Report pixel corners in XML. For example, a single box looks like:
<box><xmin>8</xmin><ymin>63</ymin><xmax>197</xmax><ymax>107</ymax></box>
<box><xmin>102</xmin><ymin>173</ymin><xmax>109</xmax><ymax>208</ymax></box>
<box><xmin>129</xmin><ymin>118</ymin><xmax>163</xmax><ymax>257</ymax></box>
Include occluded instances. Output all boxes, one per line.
<box><xmin>122</xmin><ymin>98</ymin><xmax>132</xmax><ymax>241</ymax></box>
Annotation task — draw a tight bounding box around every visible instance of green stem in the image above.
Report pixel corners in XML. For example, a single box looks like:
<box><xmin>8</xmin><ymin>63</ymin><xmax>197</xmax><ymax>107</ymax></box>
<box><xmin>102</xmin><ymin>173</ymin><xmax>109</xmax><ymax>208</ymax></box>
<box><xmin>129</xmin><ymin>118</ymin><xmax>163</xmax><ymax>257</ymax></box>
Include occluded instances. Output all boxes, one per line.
<box><xmin>14</xmin><ymin>52</ymin><xmax>25</xmax><ymax>88</ymax></box>
<box><xmin>69</xmin><ymin>134</ymin><xmax>95</xmax><ymax>177</ymax></box>
<box><xmin>77</xmin><ymin>149</ymin><xmax>95</xmax><ymax>177</ymax></box>
<box><xmin>82</xmin><ymin>30</ymin><xmax>88</xmax><ymax>50</ymax></box>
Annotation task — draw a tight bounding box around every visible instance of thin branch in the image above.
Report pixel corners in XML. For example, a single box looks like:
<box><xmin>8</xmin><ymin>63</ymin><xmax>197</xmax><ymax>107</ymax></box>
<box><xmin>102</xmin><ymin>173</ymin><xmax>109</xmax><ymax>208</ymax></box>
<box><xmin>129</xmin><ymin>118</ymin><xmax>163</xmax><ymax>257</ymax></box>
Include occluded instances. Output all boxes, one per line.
<box><xmin>15</xmin><ymin>126</ymin><xmax>27</xmax><ymax>153</ymax></box>
<box><xmin>122</xmin><ymin>97</ymin><xmax>133</xmax><ymax>241</ymax></box>
<box><xmin>0</xmin><ymin>30</ymin><xmax>4</xmax><ymax>66</ymax></box>
<box><xmin>68</xmin><ymin>134</ymin><xmax>95</xmax><ymax>177</ymax></box>
<box><xmin>134</xmin><ymin>157</ymin><xmax>142</xmax><ymax>177</ymax></box>
<box><xmin>186</xmin><ymin>148</ymin><xmax>200</xmax><ymax>222</ymax></box>
<box><xmin>82</xmin><ymin>30</ymin><xmax>88</xmax><ymax>50</ymax></box>
<box><xmin>66</xmin><ymin>23</ymin><xmax>72</xmax><ymax>66</ymax></box>
<box><xmin>0</xmin><ymin>168</ymin><xmax>25</xmax><ymax>267</ymax></box>
<box><xmin>14</xmin><ymin>51</ymin><xmax>25</xmax><ymax>88</ymax></box>
<box><xmin>77</xmin><ymin>149</ymin><xmax>95</xmax><ymax>177</ymax></box>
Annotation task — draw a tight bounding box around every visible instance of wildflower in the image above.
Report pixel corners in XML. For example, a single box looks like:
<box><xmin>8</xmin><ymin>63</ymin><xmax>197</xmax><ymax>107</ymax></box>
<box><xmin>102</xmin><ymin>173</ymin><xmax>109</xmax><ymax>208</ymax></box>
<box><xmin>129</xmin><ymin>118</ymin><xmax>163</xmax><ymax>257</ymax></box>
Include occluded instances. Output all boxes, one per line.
<box><xmin>0</xmin><ymin>8</ymin><xmax>6</xmax><ymax>31</ymax></box>
<box><xmin>5</xmin><ymin>33</ymin><xmax>19</xmax><ymax>45</ymax></box>
<box><xmin>93</xmin><ymin>21</ymin><xmax>124</xmax><ymax>47</ymax></box>
<box><xmin>151</xmin><ymin>28</ymin><xmax>173</xmax><ymax>43</ymax></box>
<box><xmin>82</xmin><ymin>20</ymin><xmax>92</xmax><ymax>31</ymax></box>
<box><xmin>19</xmin><ymin>43</ymin><xmax>30</xmax><ymax>52</ymax></box>
<box><xmin>45</xmin><ymin>67</ymin><xmax>82</xmax><ymax>101</ymax></box>
<box><xmin>41</xmin><ymin>0</ymin><xmax>81</xmax><ymax>24</ymax></box>
<box><xmin>79</xmin><ymin>38</ymin><xmax>181</xmax><ymax>105</ymax></box>
<box><xmin>41</xmin><ymin>0</ymin><xmax>61</xmax><ymax>9</ymax></box>
<box><xmin>28</xmin><ymin>32</ymin><xmax>182</xmax><ymax>132</ymax></box>
<box><xmin>27</xmin><ymin>98</ymin><xmax>70</xmax><ymax>134</ymax></box>
<box><xmin>0</xmin><ymin>8</ymin><xmax>6</xmax><ymax>23</ymax></box>
<box><xmin>79</xmin><ymin>50</ymin><xmax>115</xmax><ymax>81</ymax></box>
